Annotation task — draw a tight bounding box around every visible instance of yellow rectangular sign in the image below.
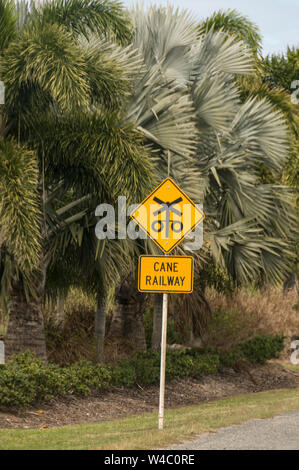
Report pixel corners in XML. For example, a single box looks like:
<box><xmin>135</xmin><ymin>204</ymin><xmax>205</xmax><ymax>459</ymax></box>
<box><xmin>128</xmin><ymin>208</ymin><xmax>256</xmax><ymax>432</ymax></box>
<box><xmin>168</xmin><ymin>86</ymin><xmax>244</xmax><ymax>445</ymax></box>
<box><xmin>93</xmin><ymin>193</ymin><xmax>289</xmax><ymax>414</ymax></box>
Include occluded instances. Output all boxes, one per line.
<box><xmin>138</xmin><ymin>255</ymin><xmax>194</xmax><ymax>293</ymax></box>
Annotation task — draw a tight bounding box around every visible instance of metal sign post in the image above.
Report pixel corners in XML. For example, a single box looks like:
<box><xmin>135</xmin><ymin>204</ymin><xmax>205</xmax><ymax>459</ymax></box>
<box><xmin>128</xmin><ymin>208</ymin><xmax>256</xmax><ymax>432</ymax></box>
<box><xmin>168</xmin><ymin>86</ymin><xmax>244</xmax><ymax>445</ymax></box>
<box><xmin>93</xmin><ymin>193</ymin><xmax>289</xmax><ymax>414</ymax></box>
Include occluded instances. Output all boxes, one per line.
<box><xmin>138</xmin><ymin>254</ymin><xmax>194</xmax><ymax>431</ymax></box>
<box><xmin>158</xmin><ymin>292</ymin><xmax>168</xmax><ymax>430</ymax></box>
<box><xmin>130</xmin><ymin>177</ymin><xmax>205</xmax><ymax>431</ymax></box>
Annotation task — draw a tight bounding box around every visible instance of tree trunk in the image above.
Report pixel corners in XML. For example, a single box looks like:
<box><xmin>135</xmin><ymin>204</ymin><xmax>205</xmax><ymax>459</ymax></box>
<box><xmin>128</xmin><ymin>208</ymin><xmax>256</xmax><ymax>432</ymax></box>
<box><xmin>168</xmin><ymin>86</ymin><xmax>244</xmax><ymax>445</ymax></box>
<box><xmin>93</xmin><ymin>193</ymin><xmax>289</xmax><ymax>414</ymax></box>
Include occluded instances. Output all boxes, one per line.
<box><xmin>283</xmin><ymin>272</ymin><xmax>298</xmax><ymax>295</ymax></box>
<box><xmin>109</xmin><ymin>295</ymin><xmax>124</xmax><ymax>339</ymax></box>
<box><xmin>94</xmin><ymin>294</ymin><xmax>107</xmax><ymax>363</ymax></box>
<box><xmin>123</xmin><ymin>296</ymin><xmax>147</xmax><ymax>351</ymax></box>
<box><xmin>151</xmin><ymin>293</ymin><xmax>163</xmax><ymax>351</ymax></box>
<box><xmin>109</xmin><ymin>277</ymin><xmax>147</xmax><ymax>352</ymax></box>
<box><xmin>5</xmin><ymin>280</ymin><xmax>47</xmax><ymax>363</ymax></box>
<box><xmin>56</xmin><ymin>292</ymin><xmax>65</xmax><ymax>325</ymax></box>
<box><xmin>188</xmin><ymin>325</ymin><xmax>203</xmax><ymax>348</ymax></box>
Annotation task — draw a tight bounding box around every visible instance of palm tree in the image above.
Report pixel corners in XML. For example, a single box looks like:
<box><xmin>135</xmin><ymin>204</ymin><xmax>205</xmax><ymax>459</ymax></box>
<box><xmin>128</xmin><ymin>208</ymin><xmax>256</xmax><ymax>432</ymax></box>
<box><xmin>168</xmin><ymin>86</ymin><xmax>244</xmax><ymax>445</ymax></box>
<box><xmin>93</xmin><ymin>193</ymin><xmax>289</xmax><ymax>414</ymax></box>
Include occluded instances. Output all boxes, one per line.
<box><xmin>51</xmin><ymin>4</ymin><xmax>297</xmax><ymax>355</ymax></box>
<box><xmin>128</xmin><ymin>5</ymin><xmax>295</xmax><ymax>274</ymax></box>
<box><xmin>105</xmin><ymin>4</ymin><xmax>297</xmax><ymax>349</ymax></box>
<box><xmin>2</xmin><ymin>2</ymin><xmax>296</xmax><ymax>362</ymax></box>
<box><xmin>200</xmin><ymin>10</ymin><xmax>298</xmax><ymax>195</ymax></box>
<box><xmin>201</xmin><ymin>10</ymin><xmax>298</xmax><ymax>281</ymax></box>
<box><xmin>263</xmin><ymin>46</ymin><xmax>299</xmax><ymax>93</ymax></box>
<box><xmin>0</xmin><ymin>0</ymin><xmax>154</xmax><ymax>361</ymax></box>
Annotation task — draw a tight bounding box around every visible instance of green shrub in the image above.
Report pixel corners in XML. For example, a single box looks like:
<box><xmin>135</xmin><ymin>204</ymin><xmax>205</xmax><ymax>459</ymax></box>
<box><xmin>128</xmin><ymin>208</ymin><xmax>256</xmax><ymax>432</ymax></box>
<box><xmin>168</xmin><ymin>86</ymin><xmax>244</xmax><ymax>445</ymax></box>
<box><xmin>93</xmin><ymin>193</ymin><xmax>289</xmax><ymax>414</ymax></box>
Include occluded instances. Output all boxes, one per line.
<box><xmin>63</xmin><ymin>360</ymin><xmax>113</xmax><ymax>395</ymax></box>
<box><xmin>191</xmin><ymin>353</ymin><xmax>220</xmax><ymax>378</ymax></box>
<box><xmin>217</xmin><ymin>334</ymin><xmax>285</xmax><ymax>367</ymax></box>
<box><xmin>0</xmin><ymin>352</ymin><xmax>113</xmax><ymax>406</ymax></box>
<box><xmin>126</xmin><ymin>351</ymin><xmax>161</xmax><ymax>386</ymax></box>
<box><xmin>0</xmin><ymin>352</ymin><xmax>67</xmax><ymax>406</ymax></box>
<box><xmin>218</xmin><ymin>350</ymin><xmax>240</xmax><ymax>368</ymax></box>
<box><xmin>237</xmin><ymin>334</ymin><xmax>284</xmax><ymax>364</ymax></box>
<box><xmin>110</xmin><ymin>363</ymin><xmax>137</xmax><ymax>387</ymax></box>
<box><xmin>0</xmin><ymin>334</ymin><xmax>284</xmax><ymax>407</ymax></box>
<box><xmin>0</xmin><ymin>365</ymin><xmax>36</xmax><ymax>406</ymax></box>
<box><xmin>165</xmin><ymin>350</ymin><xmax>219</xmax><ymax>380</ymax></box>
<box><xmin>115</xmin><ymin>350</ymin><xmax>220</xmax><ymax>386</ymax></box>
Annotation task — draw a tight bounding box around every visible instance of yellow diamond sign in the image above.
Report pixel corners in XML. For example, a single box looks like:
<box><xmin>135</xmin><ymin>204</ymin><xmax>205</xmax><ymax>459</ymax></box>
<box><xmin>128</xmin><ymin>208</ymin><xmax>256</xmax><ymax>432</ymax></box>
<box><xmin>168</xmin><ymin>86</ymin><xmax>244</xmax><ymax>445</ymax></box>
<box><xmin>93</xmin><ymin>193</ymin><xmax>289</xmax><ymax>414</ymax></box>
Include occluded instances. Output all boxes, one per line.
<box><xmin>130</xmin><ymin>178</ymin><xmax>205</xmax><ymax>253</ymax></box>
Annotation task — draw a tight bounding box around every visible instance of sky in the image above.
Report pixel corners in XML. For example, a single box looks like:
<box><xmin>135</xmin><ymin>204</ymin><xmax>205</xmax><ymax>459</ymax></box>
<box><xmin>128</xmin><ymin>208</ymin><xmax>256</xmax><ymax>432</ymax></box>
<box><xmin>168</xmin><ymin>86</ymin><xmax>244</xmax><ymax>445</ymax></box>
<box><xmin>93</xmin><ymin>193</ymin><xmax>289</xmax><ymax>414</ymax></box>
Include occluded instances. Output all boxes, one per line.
<box><xmin>125</xmin><ymin>0</ymin><xmax>299</xmax><ymax>56</ymax></box>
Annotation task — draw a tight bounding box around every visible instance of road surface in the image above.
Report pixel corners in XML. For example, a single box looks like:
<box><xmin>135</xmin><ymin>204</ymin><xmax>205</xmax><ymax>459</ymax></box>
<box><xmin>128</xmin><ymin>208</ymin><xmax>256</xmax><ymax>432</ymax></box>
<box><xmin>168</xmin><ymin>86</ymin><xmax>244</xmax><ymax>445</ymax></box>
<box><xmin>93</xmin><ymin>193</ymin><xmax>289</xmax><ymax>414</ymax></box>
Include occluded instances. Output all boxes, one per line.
<box><xmin>168</xmin><ymin>409</ymin><xmax>299</xmax><ymax>450</ymax></box>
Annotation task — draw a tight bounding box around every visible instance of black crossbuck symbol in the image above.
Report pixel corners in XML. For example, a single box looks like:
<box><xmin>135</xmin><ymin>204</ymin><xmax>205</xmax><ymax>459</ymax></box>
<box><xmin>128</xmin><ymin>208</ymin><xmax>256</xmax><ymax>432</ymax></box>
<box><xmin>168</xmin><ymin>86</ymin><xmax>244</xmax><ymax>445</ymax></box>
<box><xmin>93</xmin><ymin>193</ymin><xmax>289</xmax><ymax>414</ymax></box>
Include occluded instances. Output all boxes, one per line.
<box><xmin>151</xmin><ymin>197</ymin><xmax>183</xmax><ymax>238</ymax></box>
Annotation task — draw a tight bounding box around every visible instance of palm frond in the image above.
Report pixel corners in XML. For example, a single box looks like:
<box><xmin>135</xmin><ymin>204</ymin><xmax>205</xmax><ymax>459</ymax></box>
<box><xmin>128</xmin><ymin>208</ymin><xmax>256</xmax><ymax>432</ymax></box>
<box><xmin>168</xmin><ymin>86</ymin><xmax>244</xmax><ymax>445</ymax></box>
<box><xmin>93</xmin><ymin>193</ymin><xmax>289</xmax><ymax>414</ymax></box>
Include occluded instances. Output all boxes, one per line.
<box><xmin>207</xmin><ymin>219</ymin><xmax>294</xmax><ymax>284</ymax></box>
<box><xmin>32</xmin><ymin>0</ymin><xmax>133</xmax><ymax>44</ymax></box>
<box><xmin>191</xmin><ymin>28</ymin><xmax>254</xmax><ymax>79</ymax></box>
<box><xmin>0</xmin><ymin>137</ymin><xmax>41</xmax><ymax>271</ymax></box>
<box><xmin>2</xmin><ymin>22</ymin><xmax>91</xmax><ymax>111</ymax></box>
<box><xmin>81</xmin><ymin>36</ymin><xmax>142</xmax><ymax>109</ymax></box>
<box><xmin>193</xmin><ymin>74</ymin><xmax>239</xmax><ymax>132</ymax></box>
<box><xmin>127</xmin><ymin>63</ymin><xmax>198</xmax><ymax>159</ymax></box>
<box><xmin>28</xmin><ymin>108</ymin><xmax>155</xmax><ymax>204</ymax></box>
<box><xmin>238</xmin><ymin>75</ymin><xmax>299</xmax><ymax>137</ymax></box>
<box><xmin>230</xmin><ymin>97</ymin><xmax>289</xmax><ymax>172</ymax></box>
<box><xmin>131</xmin><ymin>4</ymin><xmax>197</xmax><ymax>85</ymax></box>
<box><xmin>198</xmin><ymin>8</ymin><xmax>262</xmax><ymax>56</ymax></box>
<box><xmin>0</xmin><ymin>0</ymin><xmax>17</xmax><ymax>52</ymax></box>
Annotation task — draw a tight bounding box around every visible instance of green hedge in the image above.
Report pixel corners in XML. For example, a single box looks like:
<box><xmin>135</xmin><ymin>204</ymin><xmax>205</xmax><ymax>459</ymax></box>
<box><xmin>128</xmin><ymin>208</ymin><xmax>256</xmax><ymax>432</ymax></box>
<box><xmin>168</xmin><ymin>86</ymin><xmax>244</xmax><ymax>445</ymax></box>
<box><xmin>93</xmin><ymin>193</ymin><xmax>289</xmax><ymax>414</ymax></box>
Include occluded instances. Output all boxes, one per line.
<box><xmin>0</xmin><ymin>334</ymin><xmax>284</xmax><ymax>407</ymax></box>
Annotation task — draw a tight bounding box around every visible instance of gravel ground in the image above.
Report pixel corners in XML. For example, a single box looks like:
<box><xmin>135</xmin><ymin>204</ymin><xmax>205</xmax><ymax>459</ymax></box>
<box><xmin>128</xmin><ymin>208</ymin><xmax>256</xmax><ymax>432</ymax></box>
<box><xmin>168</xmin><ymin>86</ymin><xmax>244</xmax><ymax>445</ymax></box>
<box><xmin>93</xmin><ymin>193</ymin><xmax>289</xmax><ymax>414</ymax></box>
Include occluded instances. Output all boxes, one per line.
<box><xmin>168</xmin><ymin>409</ymin><xmax>299</xmax><ymax>450</ymax></box>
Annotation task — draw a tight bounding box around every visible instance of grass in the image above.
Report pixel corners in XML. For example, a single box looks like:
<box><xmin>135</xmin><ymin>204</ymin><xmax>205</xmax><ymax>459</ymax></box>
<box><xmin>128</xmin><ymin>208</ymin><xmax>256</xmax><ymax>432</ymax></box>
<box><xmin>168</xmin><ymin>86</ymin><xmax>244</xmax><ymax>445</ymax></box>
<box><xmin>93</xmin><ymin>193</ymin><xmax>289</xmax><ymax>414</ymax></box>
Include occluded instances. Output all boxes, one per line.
<box><xmin>282</xmin><ymin>363</ymin><xmax>299</xmax><ymax>373</ymax></box>
<box><xmin>1</xmin><ymin>388</ymin><xmax>299</xmax><ymax>450</ymax></box>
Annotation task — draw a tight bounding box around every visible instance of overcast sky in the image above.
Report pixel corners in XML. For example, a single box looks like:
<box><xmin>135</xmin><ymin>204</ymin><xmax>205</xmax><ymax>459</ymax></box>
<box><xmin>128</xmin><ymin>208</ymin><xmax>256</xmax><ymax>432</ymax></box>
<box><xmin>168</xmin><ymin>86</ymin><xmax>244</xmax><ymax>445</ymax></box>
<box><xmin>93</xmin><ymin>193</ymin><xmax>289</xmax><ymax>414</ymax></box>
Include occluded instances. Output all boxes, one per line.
<box><xmin>125</xmin><ymin>0</ymin><xmax>299</xmax><ymax>56</ymax></box>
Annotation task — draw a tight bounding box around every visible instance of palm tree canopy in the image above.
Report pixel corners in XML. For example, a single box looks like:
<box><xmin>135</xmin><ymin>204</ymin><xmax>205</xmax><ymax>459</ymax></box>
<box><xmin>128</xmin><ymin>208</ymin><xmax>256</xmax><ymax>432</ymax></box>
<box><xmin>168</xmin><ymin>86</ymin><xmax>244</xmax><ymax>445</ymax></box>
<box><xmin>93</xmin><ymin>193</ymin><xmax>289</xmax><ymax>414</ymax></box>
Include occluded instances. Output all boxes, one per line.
<box><xmin>198</xmin><ymin>8</ymin><xmax>262</xmax><ymax>56</ymax></box>
<box><xmin>124</xmin><ymin>4</ymin><xmax>296</xmax><ymax>285</ymax></box>
<box><xmin>0</xmin><ymin>0</ymin><xmax>297</xmax><ymax>308</ymax></box>
<box><xmin>31</xmin><ymin>0</ymin><xmax>133</xmax><ymax>44</ymax></box>
<box><xmin>0</xmin><ymin>0</ymin><xmax>155</xmax><ymax>306</ymax></box>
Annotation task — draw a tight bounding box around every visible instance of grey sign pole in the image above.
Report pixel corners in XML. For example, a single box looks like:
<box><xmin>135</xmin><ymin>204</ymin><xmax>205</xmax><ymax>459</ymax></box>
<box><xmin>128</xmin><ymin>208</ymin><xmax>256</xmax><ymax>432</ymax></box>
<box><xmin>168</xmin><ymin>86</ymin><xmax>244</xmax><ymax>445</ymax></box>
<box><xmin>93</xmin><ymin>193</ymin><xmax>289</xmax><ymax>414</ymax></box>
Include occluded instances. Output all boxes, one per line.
<box><xmin>158</xmin><ymin>292</ymin><xmax>168</xmax><ymax>430</ymax></box>
<box><xmin>158</xmin><ymin>158</ymin><xmax>170</xmax><ymax>430</ymax></box>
